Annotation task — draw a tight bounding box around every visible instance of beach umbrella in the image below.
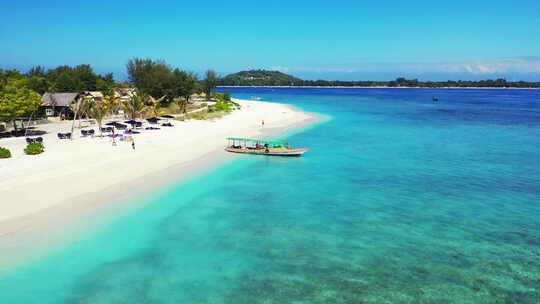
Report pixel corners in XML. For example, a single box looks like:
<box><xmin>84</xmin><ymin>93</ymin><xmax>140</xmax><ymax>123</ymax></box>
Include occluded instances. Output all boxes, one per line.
<box><xmin>124</xmin><ymin>120</ymin><xmax>138</xmax><ymax>125</ymax></box>
<box><xmin>160</xmin><ymin>115</ymin><xmax>174</xmax><ymax>119</ymax></box>
<box><xmin>105</xmin><ymin>121</ymin><xmax>118</xmax><ymax>126</ymax></box>
<box><xmin>147</xmin><ymin>117</ymin><xmax>161</xmax><ymax>124</ymax></box>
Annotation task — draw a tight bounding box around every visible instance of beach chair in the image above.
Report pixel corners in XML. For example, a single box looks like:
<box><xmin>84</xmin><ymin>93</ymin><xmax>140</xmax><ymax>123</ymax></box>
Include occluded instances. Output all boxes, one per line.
<box><xmin>115</xmin><ymin>124</ymin><xmax>127</xmax><ymax>130</ymax></box>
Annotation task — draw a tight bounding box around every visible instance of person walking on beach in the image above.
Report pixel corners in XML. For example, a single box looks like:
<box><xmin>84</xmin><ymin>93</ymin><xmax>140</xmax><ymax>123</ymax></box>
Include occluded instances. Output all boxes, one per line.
<box><xmin>262</xmin><ymin>120</ymin><xmax>265</xmax><ymax>128</ymax></box>
<box><xmin>131</xmin><ymin>138</ymin><xmax>136</xmax><ymax>150</ymax></box>
<box><xmin>112</xmin><ymin>128</ymin><xmax>117</xmax><ymax>146</ymax></box>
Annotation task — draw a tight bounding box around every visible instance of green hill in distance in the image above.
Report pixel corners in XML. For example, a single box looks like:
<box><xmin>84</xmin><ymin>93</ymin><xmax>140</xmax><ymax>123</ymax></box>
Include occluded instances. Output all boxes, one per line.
<box><xmin>220</xmin><ymin>70</ymin><xmax>303</xmax><ymax>86</ymax></box>
<box><xmin>220</xmin><ymin>70</ymin><xmax>540</xmax><ymax>88</ymax></box>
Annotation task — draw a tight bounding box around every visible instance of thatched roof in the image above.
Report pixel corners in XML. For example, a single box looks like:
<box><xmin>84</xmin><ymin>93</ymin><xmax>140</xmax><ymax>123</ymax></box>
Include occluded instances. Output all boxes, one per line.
<box><xmin>41</xmin><ymin>93</ymin><xmax>80</xmax><ymax>107</ymax></box>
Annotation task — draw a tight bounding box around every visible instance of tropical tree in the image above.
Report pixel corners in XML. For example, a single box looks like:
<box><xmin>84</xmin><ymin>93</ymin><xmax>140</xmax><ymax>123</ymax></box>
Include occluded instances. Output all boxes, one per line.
<box><xmin>203</xmin><ymin>70</ymin><xmax>218</xmax><ymax>100</ymax></box>
<box><xmin>126</xmin><ymin>58</ymin><xmax>201</xmax><ymax>107</ymax></box>
<box><xmin>69</xmin><ymin>96</ymin><xmax>92</xmax><ymax>136</ymax></box>
<box><xmin>103</xmin><ymin>91</ymin><xmax>121</xmax><ymax>116</ymax></box>
<box><xmin>147</xmin><ymin>101</ymin><xmax>163</xmax><ymax>118</ymax></box>
<box><xmin>147</xmin><ymin>95</ymin><xmax>167</xmax><ymax>117</ymax></box>
<box><xmin>123</xmin><ymin>91</ymin><xmax>149</xmax><ymax>119</ymax></box>
<box><xmin>171</xmin><ymin>69</ymin><xmax>198</xmax><ymax>113</ymax></box>
<box><xmin>46</xmin><ymin>64</ymin><xmax>115</xmax><ymax>92</ymax></box>
<box><xmin>88</xmin><ymin>100</ymin><xmax>109</xmax><ymax>136</ymax></box>
<box><xmin>126</xmin><ymin>58</ymin><xmax>171</xmax><ymax>100</ymax></box>
<box><xmin>0</xmin><ymin>78</ymin><xmax>41</xmax><ymax>130</ymax></box>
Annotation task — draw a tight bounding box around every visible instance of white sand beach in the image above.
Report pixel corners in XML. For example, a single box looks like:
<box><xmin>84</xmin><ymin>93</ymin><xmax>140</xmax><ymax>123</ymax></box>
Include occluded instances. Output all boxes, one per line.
<box><xmin>0</xmin><ymin>100</ymin><xmax>315</xmax><ymax>261</ymax></box>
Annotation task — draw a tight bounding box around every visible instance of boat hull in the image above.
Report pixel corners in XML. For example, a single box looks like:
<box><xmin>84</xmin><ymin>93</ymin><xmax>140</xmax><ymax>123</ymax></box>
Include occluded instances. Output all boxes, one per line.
<box><xmin>225</xmin><ymin>147</ymin><xmax>307</xmax><ymax>157</ymax></box>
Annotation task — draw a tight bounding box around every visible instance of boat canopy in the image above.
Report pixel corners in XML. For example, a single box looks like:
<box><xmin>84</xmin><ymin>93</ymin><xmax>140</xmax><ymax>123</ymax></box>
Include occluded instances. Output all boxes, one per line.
<box><xmin>227</xmin><ymin>137</ymin><xmax>288</xmax><ymax>146</ymax></box>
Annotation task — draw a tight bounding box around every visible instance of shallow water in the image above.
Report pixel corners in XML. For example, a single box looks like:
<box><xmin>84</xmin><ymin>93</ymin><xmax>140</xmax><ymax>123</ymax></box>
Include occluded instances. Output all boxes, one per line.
<box><xmin>1</xmin><ymin>88</ymin><xmax>540</xmax><ymax>303</ymax></box>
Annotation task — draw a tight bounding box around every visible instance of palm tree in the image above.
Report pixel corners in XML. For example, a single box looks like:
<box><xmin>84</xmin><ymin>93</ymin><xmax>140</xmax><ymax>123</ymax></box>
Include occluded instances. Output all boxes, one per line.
<box><xmin>123</xmin><ymin>91</ymin><xmax>148</xmax><ymax>120</ymax></box>
<box><xmin>103</xmin><ymin>91</ymin><xmax>120</xmax><ymax>117</ymax></box>
<box><xmin>88</xmin><ymin>100</ymin><xmax>109</xmax><ymax>136</ymax></box>
<box><xmin>69</xmin><ymin>96</ymin><xmax>92</xmax><ymax>138</ymax></box>
<box><xmin>147</xmin><ymin>95</ymin><xmax>166</xmax><ymax>117</ymax></box>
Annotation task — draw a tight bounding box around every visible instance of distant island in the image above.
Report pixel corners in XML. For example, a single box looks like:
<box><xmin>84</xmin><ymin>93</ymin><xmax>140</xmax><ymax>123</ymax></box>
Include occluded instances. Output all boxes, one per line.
<box><xmin>219</xmin><ymin>70</ymin><xmax>540</xmax><ymax>88</ymax></box>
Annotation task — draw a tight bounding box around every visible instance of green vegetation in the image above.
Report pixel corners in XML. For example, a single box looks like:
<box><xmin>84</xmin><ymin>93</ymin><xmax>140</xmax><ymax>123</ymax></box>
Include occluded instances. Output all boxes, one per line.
<box><xmin>0</xmin><ymin>76</ymin><xmax>42</xmax><ymax>129</ymax></box>
<box><xmin>212</xmin><ymin>92</ymin><xmax>240</xmax><ymax>111</ymax></box>
<box><xmin>220</xmin><ymin>70</ymin><xmax>540</xmax><ymax>88</ymax></box>
<box><xmin>185</xmin><ymin>92</ymin><xmax>239</xmax><ymax>120</ymax></box>
<box><xmin>126</xmin><ymin>58</ymin><xmax>199</xmax><ymax>107</ymax></box>
<box><xmin>103</xmin><ymin>91</ymin><xmax>121</xmax><ymax>116</ymax></box>
<box><xmin>185</xmin><ymin>109</ymin><xmax>228</xmax><ymax>120</ymax></box>
<box><xmin>24</xmin><ymin>142</ymin><xmax>44</xmax><ymax>155</ymax></box>
<box><xmin>87</xmin><ymin>100</ymin><xmax>109</xmax><ymax>135</ymax></box>
<box><xmin>0</xmin><ymin>65</ymin><xmax>115</xmax><ymax>95</ymax></box>
<box><xmin>0</xmin><ymin>147</ymin><xmax>11</xmax><ymax>158</ymax></box>
<box><xmin>124</xmin><ymin>91</ymin><xmax>150</xmax><ymax>120</ymax></box>
<box><xmin>202</xmin><ymin>70</ymin><xmax>218</xmax><ymax>100</ymax></box>
<box><xmin>220</xmin><ymin>70</ymin><xmax>303</xmax><ymax>86</ymax></box>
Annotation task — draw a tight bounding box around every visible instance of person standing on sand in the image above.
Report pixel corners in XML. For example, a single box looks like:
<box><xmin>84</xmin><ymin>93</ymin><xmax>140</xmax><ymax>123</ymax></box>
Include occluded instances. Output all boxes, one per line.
<box><xmin>112</xmin><ymin>128</ymin><xmax>117</xmax><ymax>146</ymax></box>
<box><xmin>262</xmin><ymin>120</ymin><xmax>265</xmax><ymax>128</ymax></box>
<box><xmin>132</xmin><ymin>139</ymin><xmax>136</xmax><ymax>150</ymax></box>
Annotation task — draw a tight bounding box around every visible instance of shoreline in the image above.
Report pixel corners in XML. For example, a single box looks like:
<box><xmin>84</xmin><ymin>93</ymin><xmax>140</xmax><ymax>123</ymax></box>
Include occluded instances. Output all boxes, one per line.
<box><xmin>0</xmin><ymin>99</ymin><xmax>319</xmax><ymax>272</ymax></box>
<box><xmin>219</xmin><ymin>86</ymin><xmax>539</xmax><ymax>90</ymax></box>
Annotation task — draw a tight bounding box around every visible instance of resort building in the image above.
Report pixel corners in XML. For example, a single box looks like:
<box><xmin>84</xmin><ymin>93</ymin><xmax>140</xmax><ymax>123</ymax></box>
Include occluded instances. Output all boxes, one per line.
<box><xmin>40</xmin><ymin>91</ymin><xmax>106</xmax><ymax>119</ymax></box>
<box><xmin>82</xmin><ymin>91</ymin><xmax>104</xmax><ymax>102</ymax></box>
<box><xmin>40</xmin><ymin>92</ymin><xmax>81</xmax><ymax>118</ymax></box>
<box><xmin>114</xmin><ymin>87</ymin><xmax>136</xmax><ymax>103</ymax></box>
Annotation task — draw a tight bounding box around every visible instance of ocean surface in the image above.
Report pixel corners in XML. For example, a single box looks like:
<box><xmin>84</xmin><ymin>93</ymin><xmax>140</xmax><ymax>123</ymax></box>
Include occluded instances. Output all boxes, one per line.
<box><xmin>2</xmin><ymin>88</ymin><xmax>540</xmax><ymax>303</ymax></box>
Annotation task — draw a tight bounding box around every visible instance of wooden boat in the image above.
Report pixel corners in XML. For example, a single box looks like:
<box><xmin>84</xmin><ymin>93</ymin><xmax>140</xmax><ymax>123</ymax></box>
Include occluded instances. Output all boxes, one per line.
<box><xmin>225</xmin><ymin>137</ymin><xmax>308</xmax><ymax>157</ymax></box>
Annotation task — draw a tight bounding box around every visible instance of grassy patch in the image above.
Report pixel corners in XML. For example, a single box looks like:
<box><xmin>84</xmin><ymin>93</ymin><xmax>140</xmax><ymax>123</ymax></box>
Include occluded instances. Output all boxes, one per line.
<box><xmin>0</xmin><ymin>147</ymin><xmax>11</xmax><ymax>158</ymax></box>
<box><xmin>185</xmin><ymin>110</ymin><xmax>230</xmax><ymax>120</ymax></box>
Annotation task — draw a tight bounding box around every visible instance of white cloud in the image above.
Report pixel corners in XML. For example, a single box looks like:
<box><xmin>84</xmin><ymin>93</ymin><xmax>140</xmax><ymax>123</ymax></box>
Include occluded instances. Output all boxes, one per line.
<box><xmin>267</xmin><ymin>57</ymin><xmax>540</xmax><ymax>77</ymax></box>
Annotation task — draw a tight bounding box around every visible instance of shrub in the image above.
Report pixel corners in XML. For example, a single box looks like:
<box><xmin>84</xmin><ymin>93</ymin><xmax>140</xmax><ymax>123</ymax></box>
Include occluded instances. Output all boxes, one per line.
<box><xmin>24</xmin><ymin>142</ymin><xmax>45</xmax><ymax>155</ymax></box>
<box><xmin>0</xmin><ymin>147</ymin><xmax>11</xmax><ymax>158</ymax></box>
<box><xmin>212</xmin><ymin>92</ymin><xmax>231</xmax><ymax>102</ymax></box>
<box><xmin>222</xmin><ymin>92</ymin><xmax>231</xmax><ymax>101</ymax></box>
<box><xmin>212</xmin><ymin>101</ymin><xmax>232</xmax><ymax>112</ymax></box>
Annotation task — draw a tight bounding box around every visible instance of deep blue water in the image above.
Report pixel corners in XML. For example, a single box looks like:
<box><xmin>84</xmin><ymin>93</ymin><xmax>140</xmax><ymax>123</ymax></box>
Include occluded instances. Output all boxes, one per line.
<box><xmin>1</xmin><ymin>88</ymin><xmax>540</xmax><ymax>303</ymax></box>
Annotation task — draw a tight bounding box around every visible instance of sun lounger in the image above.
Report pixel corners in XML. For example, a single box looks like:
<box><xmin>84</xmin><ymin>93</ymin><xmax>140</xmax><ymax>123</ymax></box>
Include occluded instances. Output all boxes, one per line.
<box><xmin>26</xmin><ymin>137</ymin><xmax>44</xmax><ymax>144</ymax></box>
<box><xmin>114</xmin><ymin>124</ymin><xmax>127</xmax><ymax>130</ymax></box>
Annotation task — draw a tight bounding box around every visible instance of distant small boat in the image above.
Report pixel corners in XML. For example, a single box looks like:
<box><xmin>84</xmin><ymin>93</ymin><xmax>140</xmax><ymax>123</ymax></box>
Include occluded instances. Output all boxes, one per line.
<box><xmin>251</xmin><ymin>96</ymin><xmax>262</xmax><ymax>101</ymax></box>
<box><xmin>432</xmin><ymin>96</ymin><xmax>439</xmax><ymax>101</ymax></box>
<box><xmin>225</xmin><ymin>137</ymin><xmax>308</xmax><ymax>157</ymax></box>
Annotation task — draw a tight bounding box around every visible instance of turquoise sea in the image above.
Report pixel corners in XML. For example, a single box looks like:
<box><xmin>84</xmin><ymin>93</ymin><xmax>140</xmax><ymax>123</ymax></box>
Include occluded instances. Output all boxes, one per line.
<box><xmin>1</xmin><ymin>88</ymin><xmax>540</xmax><ymax>303</ymax></box>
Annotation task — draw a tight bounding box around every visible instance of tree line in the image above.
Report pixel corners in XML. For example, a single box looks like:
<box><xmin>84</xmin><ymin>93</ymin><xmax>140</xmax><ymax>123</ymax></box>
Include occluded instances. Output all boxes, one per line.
<box><xmin>297</xmin><ymin>77</ymin><xmax>540</xmax><ymax>88</ymax></box>
<box><xmin>219</xmin><ymin>70</ymin><xmax>540</xmax><ymax>88</ymax></box>
<box><xmin>0</xmin><ymin>59</ymin><xmax>219</xmax><ymax>130</ymax></box>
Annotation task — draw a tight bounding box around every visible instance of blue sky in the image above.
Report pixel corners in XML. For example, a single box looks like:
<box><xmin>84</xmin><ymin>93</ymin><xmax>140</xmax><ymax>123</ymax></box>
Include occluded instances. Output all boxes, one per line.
<box><xmin>1</xmin><ymin>0</ymin><xmax>540</xmax><ymax>81</ymax></box>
